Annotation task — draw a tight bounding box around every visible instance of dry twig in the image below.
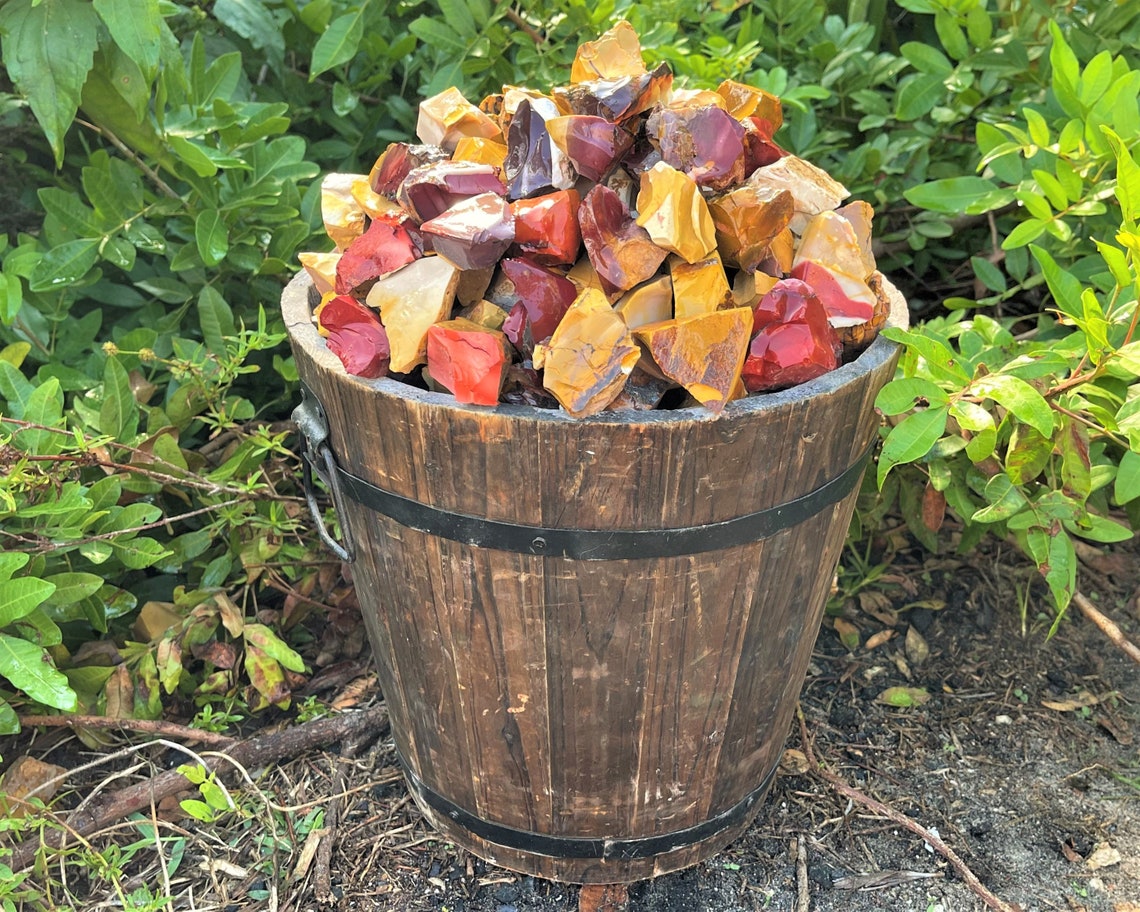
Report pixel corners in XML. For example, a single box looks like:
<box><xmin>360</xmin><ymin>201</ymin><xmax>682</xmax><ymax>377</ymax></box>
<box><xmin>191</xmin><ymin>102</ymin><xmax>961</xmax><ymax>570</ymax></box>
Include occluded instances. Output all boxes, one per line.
<box><xmin>1073</xmin><ymin>590</ymin><xmax>1140</xmax><ymax>666</ymax></box>
<box><xmin>797</xmin><ymin>709</ymin><xmax>1022</xmax><ymax>912</ymax></box>
<box><xmin>17</xmin><ymin>714</ymin><xmax>238</xmax><ymax>749</ymax></box>
<box><xmin>795</xmin><ymin>836</ymin><xmax>810</xmax><ymax>912</ymax></box>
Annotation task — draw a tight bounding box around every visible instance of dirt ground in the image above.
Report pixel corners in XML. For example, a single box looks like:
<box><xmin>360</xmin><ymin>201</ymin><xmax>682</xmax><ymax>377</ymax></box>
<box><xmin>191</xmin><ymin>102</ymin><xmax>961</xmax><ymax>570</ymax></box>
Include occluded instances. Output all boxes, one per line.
<box><xmin>2</xmin><ymin>537</ymin><xmax>1138</xmax><ymax>912</ymax></box>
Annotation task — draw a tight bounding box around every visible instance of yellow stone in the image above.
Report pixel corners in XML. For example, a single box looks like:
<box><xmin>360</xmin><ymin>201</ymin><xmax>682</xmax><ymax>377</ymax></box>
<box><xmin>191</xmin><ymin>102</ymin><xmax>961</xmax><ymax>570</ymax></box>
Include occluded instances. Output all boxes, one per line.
<box><xmin>709</xmin><ymin>185</ymin><xmax>793</xmax><ymax>272</ymax></box>
<box><xmin>459</xmin><ymin>299</ymin><xmax>509</xmax><ymax>330</ymax></box>
<box><xmin>416</xmin><ymin>86</ymin><xmax>502</xmax><ymax>152</ymax></box>
<box><xmin>312</xmin><ymin>290</ymin><xmax>339</xmax><ymax>337</ymax></box>
<box><xmin>321</xmin><ymin>173</ymin><xmax>366</xmax><ymax>250</ymax></box>
<box><xmin>615</xmin><ymin>275</ymin><xmax>673</xmax><ymax>329</ymax></box>
<box><xmin>456</xmin><ymin>266</ymin><xmax>496</xmax><ymax>306</ymax></box>
<box><xmin>634</xmin><ymin>308</ymin><xmax>753</xmax><ymax>414</ymax></box>
<box><xmin>836</xmin><ymin>200</ymin><xmax>877</xmax><ymax>275</ymax></box>
<box><xmin>793</xmin><ymin>210</ymin><xmax>869</xmax><ymax>280</ymax></box>
<box><xmin>566</xmin><ymin>256</ymin><xmax>615</xmax><ymax>298</ymax></box>
<box><xmin>716</xmin><ymin>79</ymin><xmax>783</xmax><ymax>124</ymax></box>
<box><xmin>366</xmin><ymin>256</ymin><xmax>460</xmax><ymax>373</ymax></box>
<box><xmin>635</xmin><ymin>162</ymin><xmax>716</xmax><ymax>264</ymax></box>
<box><xmin>668</xmin><ymin>88</ymin><xmax>728</xmax><ymax>109</ymax></box>
<box><xmin>670</xmin><ymin>252</ymin><xmax>732</xmax><ymax>319</ymax></box>
<box><xmin>534</xmin><ymin>288</ymin><xmax>640</xmax><ymax>418</ymax></box>
<box><xmin>732</xmin><ymin>270</ymin><xmax>779</xmax><ymax>309</ymax></box>
<box><xmin>298</xmin><ymin>252</ymin><xmax>340</xmax><ymax>297</ymax></box>
<box><xmin>453</xmin><ymin>136</ymin><xmax>509</xmax><ymax>169</ymax></box>
<box><xmin>351</xmin><ymin>177</ymin><xmax>402</xmax><ymax>220</ymax></box>
<box><xmin>570</xmin><ymin>20</ymin><xmax>646</xmax><ymax>83</ymax></box>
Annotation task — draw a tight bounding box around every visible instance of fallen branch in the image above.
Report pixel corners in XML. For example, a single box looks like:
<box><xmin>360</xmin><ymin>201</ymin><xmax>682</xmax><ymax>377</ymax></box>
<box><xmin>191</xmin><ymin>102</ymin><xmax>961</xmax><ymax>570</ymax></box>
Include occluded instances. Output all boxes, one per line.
<box><xmin>17</xmin><ymin>714</ymin><xmax>237</xmax><ymax>749</ymax></box>
<box><xmin>1073</xmin><ymin>591</ymin><xmax>1140</xmax><ymax>666</ymax></box>
<box><xmin>797</xmin><ymin>709</ymin><xmax>1021</xmax><ymax>912</ymax></box>
<box><xmin>9</xmin><ymin>704</ymin><xmax>389</xmax><ymax>873</ymax></box>
<box><xmin>314</xmin><ymin>733</ymin><xmax>367</xmax><ymax>904</ymax></box>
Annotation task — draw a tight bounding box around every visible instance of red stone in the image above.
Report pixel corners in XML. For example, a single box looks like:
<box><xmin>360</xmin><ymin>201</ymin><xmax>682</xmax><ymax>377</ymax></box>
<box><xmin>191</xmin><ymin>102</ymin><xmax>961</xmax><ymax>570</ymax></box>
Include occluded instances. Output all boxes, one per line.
<box><xmin>578</xmin><ymin>184</ymin><xmax>668</xmax><ymax>292</ymax></box>
<box><xmin>502</xmin><ymin>301</ymin><xmax>533</xmax><ymax>355</ymax></box>
<box><xmin>742</xmin><ymin>322</ymin><xmax>837</xmax><ymax>392</ymax></box>
<box><xmin>790</xmin><ymin>261</ymin><xmax>875</xmax><ymax>327</ymax></box>
<box><xmin>397</xmin><ymin>162</ymin><xmax>506</xmax><ymax>223</ymax></box>
<box><xmin>426</xmin><ymin>318</ymin><xmax>511</xmax><ymax>406</ymax></box>
<box><xmin>751</xmin><ymin>278</ymin><xmax>832</xmax><ymax>335</ymax></box>
<box><xmin>499</xmin><ymin>257</ymin><xmax>578</xmax><ymax>342</ymax></box>
<box><xmin>368</xmin><ymin>142</ymin><xmax>448</xmax><ymax>197</ymax></box>
<box><xmin>420</xmin><ymin>193</ymin><xmax>514</xmax><ymax>270</ymax></box>
<box><xmin>742</xmin><ymin>117</ymin><xmax>786</xmax><ymax>174</ymax></box>
<box><xmin>318</xmin><ymin>294</ymin><xmax>390</xmax><ymax>379</ymax></box>
<box><xmin>511</xmin><ymin>190</ymin><xmax>582</xmax><ymax>265</ymax></box>
<box><xmin>334</xmin><ymin>214</ymin><xmax>423</xmax><ymax>295</ymax></box>
<box><xmin>645</xmin><ymin>104</ymin><xmax>745</xmax><ymax>191</ymax></box>
<box><xmin>546</xmin><ymin>116</ymin><xmax>635</xmax><ymax>182</ymax></box>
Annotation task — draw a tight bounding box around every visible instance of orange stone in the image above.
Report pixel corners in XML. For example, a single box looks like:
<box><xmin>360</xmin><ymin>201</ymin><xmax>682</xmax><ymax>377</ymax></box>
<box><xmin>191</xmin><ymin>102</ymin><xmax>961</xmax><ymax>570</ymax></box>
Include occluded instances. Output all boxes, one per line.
<box><xmin>731</xmin><ymin>269</ymin><xmax>780</xmax><ymax>309</ymax></box>
<box><xmin>416</xmin><ymin>86</ymin><xmax>502</xmax><ymax>152</ymax></box>
<box><xmin>794</xmin><ymin>210</ymin><xmax>869</xmax><ymax>280</ymax></box>
<box><xmin>836</xmin><ymin>200</ymin><xmax>877</xmax><ymax>276</ymax></box>
<box><xmin>715</xmin><ymin>79</ymin><xmax>783</xmax><ymax>129</ymax></box>
<box><xmin>533</xmin><ymin>288</ymin><xmax>640</xmax><ymax>417</ymax></box>
<box><xmin>321</xmin><ymin>173</ymin><xmax>366</xmax><ymax>250</ymax></box>
<box><xmin>635</xmin><ymin>162</ymin><xmax>717</xmax><ymax>264</ymax></box>
<box><xmin>758</xmin><ymin>227</ymin><xmax>795</xmax><ymax>276</ymax></box>
<box><xmin>366</xmin><ymin>256</ymin><xmax>460</xmax><ymax>373</ymax></box>
<box><xmin>670</xmin><ymin>252</ymin><xmax>732</xmax><ymax>319</ymax></box>
<box><xmin>747</xmin><ymin>155</ymin><xmax>848</xmax><ymax>234</ymax></box>
<box><xmin>426</xmin><ymin>318</ymin><xmax>512</xmax><ymax>405</ymax></box>
<box><xmin>634</xmin><ymin>307</ymin><xmax>753</xmax><ymax>413</ymax></box>
<box><xmin>614</xmin><ymin>274</ymin><xmax>673</xmax><ymax>329</ymax></box>
<box><xmin>298</xmin><ymin>251</ymin><xmax>340</xmax><ymax>296</ymax></box>
<box><xmin>570</xmin><ymin>20</ymin><xmax>646</xmax><ymax>83</ymax></box>
<box><xmin>708</xmin><ymin>185</ymin><xmax>794</xmax><ymax>272</ymax></box>
<box><xmin>452</xmin><ymin>136</ymin><xmax>509</xmax><ymax>169</ymax></box>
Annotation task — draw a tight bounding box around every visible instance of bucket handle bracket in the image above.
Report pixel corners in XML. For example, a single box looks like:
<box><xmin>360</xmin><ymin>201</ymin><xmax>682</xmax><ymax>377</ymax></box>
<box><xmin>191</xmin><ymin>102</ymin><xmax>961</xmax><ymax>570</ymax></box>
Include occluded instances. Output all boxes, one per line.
<box><xmin>293</xmin><ymin>388</ymin><xmax>356</xmax><ymax>563</ymax></box>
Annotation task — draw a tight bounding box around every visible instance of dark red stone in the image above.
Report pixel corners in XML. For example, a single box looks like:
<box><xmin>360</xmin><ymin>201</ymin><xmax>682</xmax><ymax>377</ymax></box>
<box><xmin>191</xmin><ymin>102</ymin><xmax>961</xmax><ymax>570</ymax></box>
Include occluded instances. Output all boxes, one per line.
<box><xmin>502</xmin><ymin>361</ymin><xmax>559</xmax><ymax>408</ymax></box>
<box><xmin>420</xmin><ymin>193</ymin><xmax>514</xmax><ymax>270</ymax></box>
<box><xmin>577</xmin><ymin>184</ymin><xmax>667</xmax><ymax>292</ymax></box>
<box><xmin>334</xmin><ymin>214</ymin><xmax>423</xmax><ymax>295</ymax></box>
<box><xmin>742</xmin><ymin>117</ymin><xmax>786</xmax><ymax>174</ymax></box>
<box><xmin>554</xmin><ymin>63</ymin><xmax>673</xmax><ymax>122</ymax></box>
<box><xmin>511</xmin><ymin>190</ymin><xmax>581</xmax><ymax>265</ymax></box>
<box><xmin>743</xmin><ymin>278</ymin><xmax>838</xmax><ymax>392</ymax></box>
<box><xmin>397</xmin><ymin>162</ymin><xmax>506</xmax><ymax>223</ymax></box>
<box><xmin>499</xmin><ymin>257</ymin><xmax>577</xmax><ymax>342</ymax></box>
<box><xmin>502</xmin><ymin>301</ymin><xmax>534</xmax><ymax>356</ymax></box>
<box><xmin>645</xmin><ymin>104</ymin><xmax>745</xmax><ymax>191</ymax></box>
<box><xmin>318</xmin><ymin>294</ymin><xmax>390</xmax><ymax>379</ymax></box>
<box><xmin>549</xmin><ymin>116</ymin><xmax>635</xmax><ymax>181</ymax></box>
<box><xmin>368</xmin><ymin>142</ymin><xmax>449</xmax><ymax>197</ymax></box>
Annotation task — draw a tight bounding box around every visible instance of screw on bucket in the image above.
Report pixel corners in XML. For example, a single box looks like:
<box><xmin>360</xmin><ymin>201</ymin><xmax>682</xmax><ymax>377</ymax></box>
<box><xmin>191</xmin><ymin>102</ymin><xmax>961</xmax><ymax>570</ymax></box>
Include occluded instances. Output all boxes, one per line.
<box><xmin>292</xmin><ymin>387</ymin><xmax>356</xmax><ymax>563</ymax></box>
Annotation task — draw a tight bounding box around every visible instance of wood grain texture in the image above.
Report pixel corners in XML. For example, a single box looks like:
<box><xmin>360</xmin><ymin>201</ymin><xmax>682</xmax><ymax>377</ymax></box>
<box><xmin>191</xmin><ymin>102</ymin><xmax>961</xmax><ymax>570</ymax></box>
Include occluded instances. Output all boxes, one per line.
<box><xmin>284</xmin><ymin>272</ymin><xmax>907</xmax><ymax>882</ymax></box>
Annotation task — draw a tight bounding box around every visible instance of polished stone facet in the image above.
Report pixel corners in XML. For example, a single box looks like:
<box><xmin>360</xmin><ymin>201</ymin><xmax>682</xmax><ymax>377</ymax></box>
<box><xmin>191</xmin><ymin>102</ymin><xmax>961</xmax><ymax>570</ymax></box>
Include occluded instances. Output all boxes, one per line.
<box><xmin>747</xmin><ymin>155</ymin><xmax>849</xmax><ymax>234</ymax></box>
<box><xmin>708</xmin><ymin>185</ymin><xmax>794</xmax><ymax>273</ymax></box>
<box><xmin>635</xmin><ymin>162</ymin><xmax>717</xmax><ymax>263</ymax></box>
<box><xmin>398</xmin><ymin>162</ymin><xmax>507</xmax><ymax>223</ymax></box>
<box><xmin>321</xmin><ymin>173</ymin><xmax>367</xmax><ymax>250</ymax></box>
<box><xmin>368</xmin><ymin>143</ymin><xmax>450</xmax><ymax>198</ymax></box>
<box><xmin>500</xmin><ymin>257</ymin><xmax>578</xmax><ymax>342</ymax></box>
<box><xmin>416</xmin><ymin>86</ymin><xmax>503</xmax><ymax>152</ymax></box>
<box><xmin>645</xmin><ymin>104</ymin><xmax>746</xmax><ymax>191</ymax></box>
<box><xmin>578</xmin><ymin>184</ymin><xmax>668</xmax><ymax>292</ymax></box>
<box><xmin>633</xmin><ymin>307</ymin><xmax>753</xmax><ymax>413</ymax></box>
<box><xmin>570</xmin><ymin>20</ymin><xmax>646</xmax><ymax>82</ymax></box>
<box><xmin>426</xmin><ymin>318</ymin><xmax>512</xmax><ymax>405</ymax></box>
<box><xmin>546</xmin><ymin>116</ymin><xmax>635</xmax><ymax>182</ymax></box>
<box><xmin>318</xmin><ymin>294</ymin><xmax>390</xmax><ymax>379</ymax></box>
<box><xmin>614</xmin><ymin>274</ymin><xmax>673</xmax><ymax>329</ymax></box>
<box><xmin>335</xmin><ymin>214</ymin><xmax>423</xmax><ymax>295</ymax></box>
<box><xmin>511</xmin><ymin>189</ymin><xmax>582</xmax><ymax>265</ymax></box>
<box><xmin>420</xmin><ymin>193</ymin><xmax>514</xmax><ymax>271</ymax></box>
<box><xmin>533</xmin><ymin>288</ymin><xmax>640</xmax><ymax>417</ymax></box>
<box><xmin>366</xmin><ymin>256</ymin><xmax>461</xmax><ymax>373</ymax></box>
<box><xmin>670</xmin><ymin>252</ymin><xmax>733</xmax><ymax>319</ymax></box>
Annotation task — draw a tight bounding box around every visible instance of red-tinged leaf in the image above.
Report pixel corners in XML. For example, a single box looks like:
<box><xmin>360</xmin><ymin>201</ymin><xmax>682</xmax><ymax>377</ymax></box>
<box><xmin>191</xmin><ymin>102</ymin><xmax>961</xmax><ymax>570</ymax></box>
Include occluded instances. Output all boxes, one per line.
<box><xmin>921</xmin><ymin>482</ymin><xmax>946</xmax><ymax>532</ymax></box>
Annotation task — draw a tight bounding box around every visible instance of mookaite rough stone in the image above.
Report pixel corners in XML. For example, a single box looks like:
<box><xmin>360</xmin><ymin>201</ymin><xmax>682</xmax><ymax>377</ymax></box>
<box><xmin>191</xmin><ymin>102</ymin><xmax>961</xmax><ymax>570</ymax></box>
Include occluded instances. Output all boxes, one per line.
<box><xmin>317</xmin><ymin>294</ymin><xmax>390</xmax><ymax>379</ymax></box>
<box><xmin>420</xmin><ymin>193</ymin><xmax>514</xmax><ymax>271</ymax></box>
<box><xmin>747</xmin><ymin>155</ymin><xmax>849</xmax><ymax>234</ymax></box>
<box><xmin>645</xmin><ymin>104</ymin><xmax>745</xmax><ymax>191</ymax></box>
<box><xmin>709</xmin><ymin>185</ymin><xmax>793</xmax><ymax>273</ymax></box>
<box><xmin>635</xmin><ymin>162</ymin><xmax>717</xmax><ymax>263</ymax></box>
<box><xmin>743</xmin><ymin>278</ymin><xmax>839</xmax><ymax>392</ymax></box>
<box><xmin>500</xmin><ymin>257</ymin><xmax>579</xmax><ymax>342</ymax></box>
<box><xmin>511</xmin><ymin>190</ymin><xmax>582</xmax><ymax>265</ymax></box>
<box><xmin>615</xmin><ymin>274</ymin><xmax>673</xmax><ymax>329</ymax></box>
<box><xmin>398</xmin><ymin>162</ymin><xmax>506</xmax><ymax>223</ymax></box>
<box><xmin>369</xmin><ymin>143</ymin><xmax>450</xmax><ymax>197</ymax></box>
<box><xmin>321</xmin><ymin>173</ymin><xmax>367</xmax><ymax>250</ymax></box>
<box><xmin>426</xmin><ymin>318</ymin><xmax>512</xmax><ymax>405</ymax></box>
<box><xmin>634</xmin><ymin>307</ymin><xmax>753</xmax><ymax>413</ymax></box>
<box><xmin>578</xmin><ymin>184</ymin><xmax>668</xmax><ymax>292</ymax></box>
<box><xmin>570</xmin><ymin>20</ymin><xmax>646</xmax><ymax>83</ymax></box>
<box><xmin>335</xmin><ymin>214</ymin><xmax>423</xmax><ymax>295</ymax></box>
<box><xmin>670</xmin><ymin>252</ymin><xmax>733</xmax><ymax>319</ymax></box>
<box><xmin>416</xmin><ymin>86</ymin><xmax>502</xmax><ymax>152</ymax></box>
<box><xmin>366</xmin><ymin>256</ymin><xmax>460</xmax><ymax>372</ymax></box>
<box><xmin>534</xmin><ymin>288</ymin><xmax>640</xmax><ymax>417</ymax></box>
<box><xmin>546</xmin><ymin>115</ymin><xmax>635</xmax><ymax>182</ymax></box>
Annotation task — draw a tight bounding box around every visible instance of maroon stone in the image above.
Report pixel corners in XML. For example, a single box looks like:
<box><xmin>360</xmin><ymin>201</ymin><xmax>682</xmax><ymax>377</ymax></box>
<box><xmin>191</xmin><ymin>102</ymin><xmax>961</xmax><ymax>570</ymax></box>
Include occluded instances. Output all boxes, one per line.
<box><xmin>334</xmin><ymin>214</ymin><xmax>423</xmax><ymax>295</ymax></box>
<box><xmin>369</xmin><ymin>142</ymin><xmax>449</xmax><ymax>197</ymax></box>
<box><xmin>551</xmin><ymin>116</ymin><xmax>636</xmax><ymax>181</ymax></box>
<box><xmin>397</xmin><ymin>162</ymin><xmax>506</xmax><ymax>223</ymax></box>
<box><xmin>500</xmin><ymin>257</ymin><xmax>578</xmax><ymax>342</ymax></box>
<box><xmin>502</xmin><ymin>301</ymin><xmax>534</xmax><ymax>356</ymax></box>
<box><xmin>511</xmin><ymin>190</ymin><xmax>581</xmax><ymax>265</ymax></box>
<box><xmin>319</xmin><ymin>294</ymin><xmax>390</xmax><ymax>379</ymax></box>
<box><xmin>502</xmin><ymin>362</ymin><xmax>559</xmax><ymax>408</ymax></box>
<box><xmin>577</xmin><ymin>184</ymin><xmax>668</xmax><ymax>292</ymax></box>
<box><xmin>646</xmin><ymin>104</ymin><xmax>745</xmax><ymax>191</ymax></box>
<box><xmin>742</xmin><ymin>117</ymin><xmax>786</xmax><ymax>174</ymax></box>
<box><xmin>505</xmin><ymin>98</ymin><xmax>576</xmax><ymax>200</ymax></box>
<box><xmin>420</xmin><ymin>193</ymin><xmax>515</xmax><ymax>270</ymax></box>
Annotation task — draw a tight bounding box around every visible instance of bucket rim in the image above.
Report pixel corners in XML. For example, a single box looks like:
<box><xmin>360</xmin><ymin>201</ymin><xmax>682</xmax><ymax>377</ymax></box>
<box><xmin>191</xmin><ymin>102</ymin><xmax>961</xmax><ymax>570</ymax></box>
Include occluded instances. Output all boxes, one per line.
<box><xmin>282</xmin><ymin>270</ymin><xmax>908</xmax><ymax>426</ymax></box>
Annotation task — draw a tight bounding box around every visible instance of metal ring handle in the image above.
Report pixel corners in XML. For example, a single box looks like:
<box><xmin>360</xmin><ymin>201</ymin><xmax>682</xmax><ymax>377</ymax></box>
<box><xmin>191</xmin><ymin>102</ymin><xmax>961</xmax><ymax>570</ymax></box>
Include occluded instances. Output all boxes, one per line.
<box><xmin>294</xmin><ymin>389</ymin><xmax>356</xmax><ymax>563</ymax></box>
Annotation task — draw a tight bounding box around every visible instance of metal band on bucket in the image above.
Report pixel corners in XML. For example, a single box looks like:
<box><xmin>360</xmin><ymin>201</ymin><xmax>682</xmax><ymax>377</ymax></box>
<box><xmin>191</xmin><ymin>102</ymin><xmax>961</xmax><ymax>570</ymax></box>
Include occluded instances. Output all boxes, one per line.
<box><xmin>328</xmin><ymin>443</ymin><xmax>872</xmax><ymax>560</ymax></box>
<box><xmin>401</xmin><ymin>757</ymin><xmax>778</xmax><ymax>861</ymax></box>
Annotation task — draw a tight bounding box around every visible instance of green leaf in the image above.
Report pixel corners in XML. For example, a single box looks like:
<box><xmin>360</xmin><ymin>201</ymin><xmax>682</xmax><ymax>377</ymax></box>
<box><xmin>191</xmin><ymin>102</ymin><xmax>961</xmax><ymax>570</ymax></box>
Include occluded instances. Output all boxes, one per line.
<box><xmin>38</xmin><ymin>187</ymin><xmax>103</xmax><ymax>236</ymax></box>
<box><xmin>1067</xmin><ymin>513</ymin><xmax>1133</xmax><ymax>543</ymax></box>
<box><xmin>0</xmin><ymin>578</ymin><xmax>58</xmax><ymax>627</ymax></box>
<box><xmin>15</xmin><ymin>608</ymin><xmax>62</xmax><ymax>647</ymax></box>
<box><xmin>167</xmin><ymin>136</ymin><xmax>218</xmax><ymax>178</ymax></box>
<box><xmin>934</xmin><ymin>10</ymin><xmax>968</xmax><ymax>59</ymax></box>
<box><xmin>1103</xmin><ymin>127</ymin><xmax>1140</xmax><ymax>222</ymax></box>
<box><xmin>92</xmin><ymin>0</ymin><xmax>163</xmax><ymax>77</ymax></box>
<box><xmin>1058</xmin><ymin>416</ymin><xmax>1091</xmax><ymax>503</ymax></box>
<box><xmin>970</xmin><ymin>256</ymin><xmax>1007</xmax><ymax>293</ymax></box>
<box><xmin>970</xmin><ymin>374</ymin><xmax>1054</xmax><ymax>437</ymax></box>
<box><xmin>437</xmin><ymin>0</ymin><xmax>478</xmax><ymax>37</ymax></box>
<box><xmin>949</xmin><ymin>400</ymin><xmax>997</xmax><ymax>462</ymax></box>
<box><xmin>195</xmin><ymin>210</ymin><xmax>230</xmax><ymax>267</ymax></box>
<box><xmin>1116</xmin><ymin>449</ymin><xmax>1140</xmax><ymax>504</ymax></box>
<box><xmin>0</xmin><ymin>0</ymin><xmax>101</xmax><ymax>166</ymax></box>
<box><xmin>243</xmin><ymin>623</ymin><xmax>306</xmax><ymax>673</ymax></box>
<box><xmin>0</xmin><ymin>632</ymin><xmax>77</xmax><ymax>710</ymax></box>
<box><xmin>28</xmin><ymin>239</ymin><xmax>101</xmax><ymax>293</ymax></box>
<box><xmin>875</xmin><ymin>378</ymin><xmax>948</xmax><ymax>416</ymax></box>
<box><xmin>213</xmin><ymin>0</ymin><xmax>285</xmax><ymax>67</ymax></box>
<box><xmin>1</xmin><ymin>272</ymin><xmax>23</xmax><ymax>324</ymax></box>
<box><xmin>877</xmin><ymin>686</ymin><xmax>931</xmax><ymax>707</ymax></box>
<box><xmin>900</xmin><ymin>41</ymin><xmax>953</xmax><ymax>77</ymax></box>
<box><xmin>1048</xmin><ymin>21</ymin><xmax>1081</xmax><ymax>118</ymax></box>
<box><xmin>895</xmin><ymin>73</ymin><xmax>944</xmax><ymax>121</ymax></box>
<box><xmin>310</xmin><ymin>8</ymin><xmax>365</xmax><ymax>79</ymax></box>
<box><xmin>14</xmin><ymin>379</ymin><xmax>64</xmax><ymax>454</ymax></box>
<box><xmin>965</xmin><ymin>4</ymin><xmax>991</xmax><ymax>47</ymax></box>
<box><xmin>971</xmin><ymin>474</ymin><xmax>1028</xmax><ymax>523</ymax></box>
<box><xmin>1002</xmin><ymin>219</ymin><xmax>1047</xmax><ymax>250</ymax></box>
<box><xmin>1004</xmin><ymin>424</ymin><xmax>1052</xmax><ymax>485</ymax></box>
<box><xmin>882</xmin><ymin>328</ymin><xmax>971</xmax><ymax>383</ymax></box>
<box><xmin>43</xmin><ymin>572</ymin><xmax>105</xmax><ymax>607</ymax></box>
<box><xmin>0</xmin><ymin>700</ymin><xmax>18</xmax><ymax>735</ymax></box>
<box><xmin>100</xmin><ymin>355</ymin><xmax>138</xmax><ymax>441</ymax></box>
<box><xmin>109</xmin><ymin>537</ymin><xmax>172</xmax><ymax>570</ymax></box>
<box><xmin>903</xmin><ymin>177</ymin><xmax>1013</xmax><ymax>216</ymax></box>
<box><xmin>877</xmin><ymin>406</ymin><xmax>949</xmax><ymax>487</ymax></box>
<box><xmin>197</xmin><ymin>286</ymin><xmax>236</xmax><ymax>356</ymax></box>
<box><xmin>1029</xmin><ymin>245</ymin><xmax>1083</xmax><ymax>319</ymax></box>
<box><xmin>1043</xmin><ymin>530</ymin><xmax>1076</xmax><ymax>615</ymax></box>
<box><xmin>0</xmin><ymin>554</ymin><xmax>31</xmax><ymax>583</ymax></box>
<box><xmin>409</xmin><ymin>15</ymin><xmax>468</xmax><ymax>52</ymax></box>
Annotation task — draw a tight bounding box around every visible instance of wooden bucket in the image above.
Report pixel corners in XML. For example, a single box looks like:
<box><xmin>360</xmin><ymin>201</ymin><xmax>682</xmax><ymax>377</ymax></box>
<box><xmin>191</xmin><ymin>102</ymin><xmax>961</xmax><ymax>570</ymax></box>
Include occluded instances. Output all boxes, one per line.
<box><xmin>283</xmin><ymin>272</ymin><xmax>906</xmax><ymax>883</ymax></box>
